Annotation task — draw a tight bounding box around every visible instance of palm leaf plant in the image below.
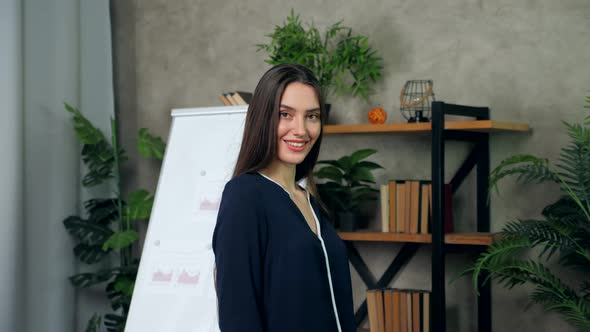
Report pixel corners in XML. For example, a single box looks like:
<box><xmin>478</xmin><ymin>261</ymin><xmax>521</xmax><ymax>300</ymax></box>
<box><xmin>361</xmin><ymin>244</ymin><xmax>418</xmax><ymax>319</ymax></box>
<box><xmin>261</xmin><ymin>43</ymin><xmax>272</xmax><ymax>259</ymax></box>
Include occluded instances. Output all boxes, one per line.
<box><xmin>314</xmin><ymin>149</ymin><xmax>383</xmax><ymax>230</ymax></box>
<box><xmin>64</xmin><ymin>103</ymin><xmax>165</xmax><ymax>332</ymax></box>
<box><xmin>467</xmin><ymin>95</ymin><xmax>590</xmax><ymax>331</ymax></box>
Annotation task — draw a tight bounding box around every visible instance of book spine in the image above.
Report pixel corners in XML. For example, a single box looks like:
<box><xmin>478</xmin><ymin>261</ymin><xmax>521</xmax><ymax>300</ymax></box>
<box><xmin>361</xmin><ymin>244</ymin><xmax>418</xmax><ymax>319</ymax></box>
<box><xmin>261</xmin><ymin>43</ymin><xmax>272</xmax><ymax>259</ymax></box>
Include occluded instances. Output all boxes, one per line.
<box><xmin>381</xmin><ymin>184</ymin><xmax>390</xmax><ymax>232</ymax></box>
<box><xmin>389</xmin><ymin>180</ymin><xmax>397</xmax><ymax>232</ymax></box>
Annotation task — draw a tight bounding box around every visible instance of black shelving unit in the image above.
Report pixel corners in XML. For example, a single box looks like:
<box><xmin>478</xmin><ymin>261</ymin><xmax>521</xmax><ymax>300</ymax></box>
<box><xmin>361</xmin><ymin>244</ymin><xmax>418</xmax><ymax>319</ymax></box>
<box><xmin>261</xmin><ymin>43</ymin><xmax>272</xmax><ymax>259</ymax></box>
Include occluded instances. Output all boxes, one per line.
<box><xmin>342</xmin><ymin>101</ymin><xmax>495</xmax><ymax>332</ymax></box>
<box><xmin>431</xmin><ymin>101</ymin><xmax>491</xmax><ymax>332</ymax></box>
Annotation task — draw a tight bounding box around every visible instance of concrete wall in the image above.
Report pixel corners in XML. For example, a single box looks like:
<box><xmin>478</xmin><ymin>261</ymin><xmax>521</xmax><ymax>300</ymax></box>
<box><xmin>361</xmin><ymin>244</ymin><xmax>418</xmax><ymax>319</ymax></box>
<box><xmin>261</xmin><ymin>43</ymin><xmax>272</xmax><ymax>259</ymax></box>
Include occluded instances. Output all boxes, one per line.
<box><xmin>112</xmin><ymin>0</ymin><xmax>590</xmax><ymax>330</ymax></box>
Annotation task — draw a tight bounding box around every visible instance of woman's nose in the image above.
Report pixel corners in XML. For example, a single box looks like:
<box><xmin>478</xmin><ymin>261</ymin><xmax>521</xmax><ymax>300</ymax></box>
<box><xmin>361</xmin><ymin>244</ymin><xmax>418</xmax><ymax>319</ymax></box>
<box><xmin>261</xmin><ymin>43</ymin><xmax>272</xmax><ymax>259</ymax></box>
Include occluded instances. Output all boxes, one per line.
<box><xmin>292</xmin><ymin>116</ymin><xmax>306</xmax><ymax>136</ymax></box>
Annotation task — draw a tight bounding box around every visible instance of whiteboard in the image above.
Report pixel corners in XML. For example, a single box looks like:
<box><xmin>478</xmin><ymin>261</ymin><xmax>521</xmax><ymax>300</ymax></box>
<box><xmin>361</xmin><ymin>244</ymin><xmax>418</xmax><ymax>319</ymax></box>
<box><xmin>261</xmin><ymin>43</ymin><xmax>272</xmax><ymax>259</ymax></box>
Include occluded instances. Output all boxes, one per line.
<box><xmin>125</xmin><ymin>105</ymin><xmax>248</xmax><ymax>332</ymax></box>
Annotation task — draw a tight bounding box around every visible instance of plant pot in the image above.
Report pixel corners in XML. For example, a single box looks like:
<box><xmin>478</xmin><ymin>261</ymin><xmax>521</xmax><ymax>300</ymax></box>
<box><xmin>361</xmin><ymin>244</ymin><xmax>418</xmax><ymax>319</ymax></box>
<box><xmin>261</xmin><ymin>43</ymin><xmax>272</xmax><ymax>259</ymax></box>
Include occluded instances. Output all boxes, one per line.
<box><xmin>324</xmin><ymin>103</ymin><xmax>331</xmax><ymax>122</ymax></box>
<box><xmin>338</xmin><ymin>211</ymin><xmax>356</xmax><ymax>232</ymax></box>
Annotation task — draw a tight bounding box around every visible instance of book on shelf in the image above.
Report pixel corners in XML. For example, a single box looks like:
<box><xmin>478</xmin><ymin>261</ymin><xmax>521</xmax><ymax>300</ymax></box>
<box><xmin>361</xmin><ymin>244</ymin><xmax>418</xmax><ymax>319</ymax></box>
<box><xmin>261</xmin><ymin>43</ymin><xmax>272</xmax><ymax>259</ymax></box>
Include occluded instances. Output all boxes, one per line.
<box><xmin>378</xmin><ymin>179</ymin><xmax>453</xmax><ymax>235</ymax></box>
<box><xmin>380</xmin><ymin>184</ymin><xmax>390</xmax><ymax>232</ymax></box>
<box><xmin>219</xmin><ymin>91</ymin><xmax>253</xmax><ymax>106</ymax></box>
<box><xmin>366</xmin><ymin>288</ymin><xmax>431</xmax><ymax>332</ymax></box>
<box><xmin>412</xmin><ymin>292</ymin><xmax>421</xmax><ymax>332</ymax></box>
<box><xmin>383</xmin><ymin>289</ymin><xmax>394</xmax><ymax>332</ymax></box>
<box><xmin>408</xmin><ymin>181</ymin><xmax>420</xmax><ymax>234</ymax></box>
<box><xmin>406</xmin><ymin>292</ymin><xmax>412</xmax><ymax>332</ymax></box>
<box><xmin>420</xmin><ymin>183</ymin><xmax>429</xmax><ymax>234</ymax></box>
<box><xmin>376</xmin><ymin>290</ymin><xmax>385</xmax><ymax>332</ymax></box>
<box><xmin>396</xmin><ymin>181</ymin><xmax>406</xmax><ymax>233</ymax></box>
<box><xmin>423</xmin><ymin>292</ymin><xmax>430</xmax><ymax>332</ymax></box>
<box><xmin>226</xmin><ymin>92</ymin><xmax>239</xmax><ymax>105</ymax></box>
<box><xmin>234</xmin><ymin>91</ymin><xmax>252</xmax><ymax>104</ymax></box>
<box><xmin>392</xmin><ymin>290</ymin><xmax>401</xmax><ymax>332</ymax></box>
<box><xmin>367</xmin><ymin>289</ymin><xmax>379</xmax><ymax>332</ymax></box>
<box><xmin>388</xmin><ymin>181</ymin><xmax>397</xmax><ymax>232</ymax></box>
<box><xmin>399</xmin><ymin>290</ymin><xmax>408</xmax><ymax>332</ymax></box>
<box><xmin>219</xmin><ymin>93</ymin><xmax>232</xmax><ymax>106</ymax></box>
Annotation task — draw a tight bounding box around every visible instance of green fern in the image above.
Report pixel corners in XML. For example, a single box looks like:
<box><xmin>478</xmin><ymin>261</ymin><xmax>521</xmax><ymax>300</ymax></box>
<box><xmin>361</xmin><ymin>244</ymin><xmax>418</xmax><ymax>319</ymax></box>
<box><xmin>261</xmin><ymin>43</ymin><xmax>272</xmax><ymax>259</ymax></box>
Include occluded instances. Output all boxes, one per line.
<box><xmin>468</xmin><ymin>95</ymin><xmax>590</xmax><ymax>330</ymax></box>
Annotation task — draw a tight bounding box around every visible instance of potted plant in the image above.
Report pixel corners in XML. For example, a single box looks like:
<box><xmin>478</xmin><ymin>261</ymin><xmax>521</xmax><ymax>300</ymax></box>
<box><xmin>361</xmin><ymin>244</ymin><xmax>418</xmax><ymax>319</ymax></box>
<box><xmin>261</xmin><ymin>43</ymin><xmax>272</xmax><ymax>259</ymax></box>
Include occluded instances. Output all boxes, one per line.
<box><xmin>314</xmin><ymin>149</ymin><xmax>384</xmax><ymax>231</ymax></box>
<box><xmin>465</xmin><ymin>95</ymin><xmax>590</xmax><ymax>330</ymax></box>
<box><xmin>63</xmin><ymin>103</ymin><xmax>165</xmax><ymax>331</ymax></box>
<box><xmin>257</xmin><ymin>10</ymin><xmax>383</xmax><ymax>111</ymax></box>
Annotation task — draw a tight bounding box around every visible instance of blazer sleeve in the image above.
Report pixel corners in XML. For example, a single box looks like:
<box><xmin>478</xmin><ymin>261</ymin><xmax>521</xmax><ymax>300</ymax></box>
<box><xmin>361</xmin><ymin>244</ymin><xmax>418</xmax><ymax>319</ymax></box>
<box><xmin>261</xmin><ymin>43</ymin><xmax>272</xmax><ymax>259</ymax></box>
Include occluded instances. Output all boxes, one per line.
<box><xmin>212</xmin><ymin>178</ymin><xmax>267</xmax><ymax>332</ymax></box>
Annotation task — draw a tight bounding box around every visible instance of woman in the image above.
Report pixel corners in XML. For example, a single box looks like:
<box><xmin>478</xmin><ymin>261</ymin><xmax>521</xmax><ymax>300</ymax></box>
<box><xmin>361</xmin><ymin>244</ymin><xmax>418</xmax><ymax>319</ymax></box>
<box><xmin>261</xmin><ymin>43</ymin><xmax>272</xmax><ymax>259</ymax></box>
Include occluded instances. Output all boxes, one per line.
<box><xmin>212</xmin><ymin>64</ymin><xmax>355</xmax><ymax>332</ymax></box>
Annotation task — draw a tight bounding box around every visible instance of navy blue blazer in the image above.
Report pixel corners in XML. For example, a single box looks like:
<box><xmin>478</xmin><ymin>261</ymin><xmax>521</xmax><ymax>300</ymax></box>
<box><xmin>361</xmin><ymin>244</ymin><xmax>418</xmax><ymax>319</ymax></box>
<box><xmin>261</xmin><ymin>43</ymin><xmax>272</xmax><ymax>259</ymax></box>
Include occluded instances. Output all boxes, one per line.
<box><xmin>212</xmin><ymin>173</ymin><xmax>355</xmax><ymax>332</ymax></box>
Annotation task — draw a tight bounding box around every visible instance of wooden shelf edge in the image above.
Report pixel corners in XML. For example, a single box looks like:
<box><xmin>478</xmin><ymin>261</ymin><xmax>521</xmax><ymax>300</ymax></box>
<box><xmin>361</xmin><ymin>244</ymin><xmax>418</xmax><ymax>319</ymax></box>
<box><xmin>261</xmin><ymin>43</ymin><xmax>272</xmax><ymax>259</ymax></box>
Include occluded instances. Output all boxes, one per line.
<box><xmin>445</xmin><ymin>232</ymin><xmax>496</xmax><ymax>245</ymax></box>
<box><xmin>324</xmin><ymin>120</ymin><xmax>529</xmax><ymax>134</ymax></box>
<box><xmin>337</xmin><ymin>231</ymin><xmax>496</xmax><ymax>246</ymax></box>
<box><xmin>338</xmin><ymin>231</ymin><xmax>431</xmax><ymax>243</ymax></box>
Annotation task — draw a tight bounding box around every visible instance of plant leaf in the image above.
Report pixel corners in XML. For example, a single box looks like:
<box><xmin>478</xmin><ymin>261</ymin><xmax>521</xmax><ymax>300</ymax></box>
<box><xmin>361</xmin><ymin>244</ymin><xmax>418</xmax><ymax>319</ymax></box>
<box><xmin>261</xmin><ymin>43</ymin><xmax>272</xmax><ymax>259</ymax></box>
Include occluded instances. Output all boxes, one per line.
<box><xmin>123</xmin><ymin>189</ymin><xmax>154</xmax><ymax>221</ymax></box>
<box><xmin>137</xmin><ymin>128</ymin><xmax>166</xmax><ymax>160</ymax></box>
<box><xmin>63</xmin><ymin>216</ymin><xmax>114</xmax><ymax>245</ymax></box>
<box><xmin>70</xmin><ymin>270</ymin><xmax>117</xmax><ymax>288</ymax></box>
<box><xmin>84</xmin><ymin>198</ymin><xmax>120</xmax><ymax>225</ymax></box>
<box><xmin>355</xmin><ymin>161</ymin><xmax>384</xmax><ymax>170</ymax></box>
<box><xmin>314</xmin><ymin>166</ymin><xmax>343</xmax><ymax>183</ymax></box>
<box><xmin>102</xmin><ymin>230</ymin><xmax>139</xmax><ymax>251</ymax></box>
<box><xmin>84</xmin><ymin>314</ymin><xmax>102</xmax><ymax>332</ymax></box>
<box><xmin>336</xmin><ymin>156</ymin><xmax>353</xmax><ymax>172</ymax></box>
<box><xmin>74</xmin><ymin>243</ymin><xmax>110</xmax><ymax>264</ymax></box>
<box><xmin>65</xmin><ymin>103</ymin><xmax>106</xmax><ymax>145</ymax></box>
<box><xmin>350</xmin><ymin>167</ymin><xmax>376</xmax><ymax>183</ymax></box>
<box><xmin>350</xmin><ymin>149</ymin><xmax>377</xmax><ymax>164</ymax></box>
<box><xmin>114</xmin><ymin>276</ymin><xmax>135</xmax><ymax>297</ymax></box>
<box><xmin>104</xmin><ymin>313</ymin><xmax>126</xmax><ymax>332</ymax></box>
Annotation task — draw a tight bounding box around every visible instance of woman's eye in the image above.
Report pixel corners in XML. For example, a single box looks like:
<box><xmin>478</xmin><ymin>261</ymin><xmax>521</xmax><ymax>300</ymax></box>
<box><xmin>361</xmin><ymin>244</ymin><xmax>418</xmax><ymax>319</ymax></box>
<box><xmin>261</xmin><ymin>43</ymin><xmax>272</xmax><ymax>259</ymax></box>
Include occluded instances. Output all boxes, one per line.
<box><xmin>308</xmin><ymin>113</ymin><xmax>320</xmax><ymax>120</ymax></box>
<box><xmin>279</xmin><ymin>112</ymin><xmax>290</xmax><ymax>118</ymax></box>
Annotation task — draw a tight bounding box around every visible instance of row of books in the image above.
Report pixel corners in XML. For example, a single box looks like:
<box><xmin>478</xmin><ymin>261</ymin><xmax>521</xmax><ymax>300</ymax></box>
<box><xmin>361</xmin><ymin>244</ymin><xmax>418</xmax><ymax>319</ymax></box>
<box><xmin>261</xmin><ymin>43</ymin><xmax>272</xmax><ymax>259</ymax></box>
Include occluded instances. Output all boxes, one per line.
<box><xmin>219</xmin><ymin>91</ymin><xmax>252</xmax><ymax>106</ymax></box>
<box><xmin>367</xmin><ymin>288</ymin><xmax>430</xmax><ymax>332</ymax></box>
<box><xmin>379</xmin><ymin>180</ymin><xmax>453</xmax><ymax>234</ymax></box>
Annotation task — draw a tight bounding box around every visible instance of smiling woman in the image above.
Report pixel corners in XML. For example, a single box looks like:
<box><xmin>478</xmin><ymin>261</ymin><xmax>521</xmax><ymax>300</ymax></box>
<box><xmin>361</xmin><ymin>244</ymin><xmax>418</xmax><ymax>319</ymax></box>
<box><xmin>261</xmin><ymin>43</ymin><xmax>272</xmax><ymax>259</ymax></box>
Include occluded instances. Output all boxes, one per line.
<box><xmin>212</xmin><ymin>64</ymin><xmax>356</xmax><ymax>332</ymax></box>
<box><xmin>275</xmin><ymin>82</ymin><xmax>322</xmax><ymax>166</ymax></box>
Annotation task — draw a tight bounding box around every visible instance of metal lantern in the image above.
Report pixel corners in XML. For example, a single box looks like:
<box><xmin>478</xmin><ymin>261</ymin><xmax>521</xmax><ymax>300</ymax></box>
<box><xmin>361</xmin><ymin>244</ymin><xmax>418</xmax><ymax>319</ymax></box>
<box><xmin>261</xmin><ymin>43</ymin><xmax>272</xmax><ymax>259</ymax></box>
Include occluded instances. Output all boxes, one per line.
<box><xmin>400</xmin><ymin>80</ymin><xmax>435</xmax><ymax>123</ymax></box>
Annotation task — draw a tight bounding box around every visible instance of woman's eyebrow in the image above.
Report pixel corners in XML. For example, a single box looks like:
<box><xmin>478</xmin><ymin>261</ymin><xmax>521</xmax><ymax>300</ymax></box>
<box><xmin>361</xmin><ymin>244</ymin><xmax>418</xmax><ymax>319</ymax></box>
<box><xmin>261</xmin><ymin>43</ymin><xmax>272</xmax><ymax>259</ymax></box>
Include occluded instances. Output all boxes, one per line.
<box><xmin>279</xmin><ymin>104</ymin><xmax>320</xmax><ymax>112</ymax></box>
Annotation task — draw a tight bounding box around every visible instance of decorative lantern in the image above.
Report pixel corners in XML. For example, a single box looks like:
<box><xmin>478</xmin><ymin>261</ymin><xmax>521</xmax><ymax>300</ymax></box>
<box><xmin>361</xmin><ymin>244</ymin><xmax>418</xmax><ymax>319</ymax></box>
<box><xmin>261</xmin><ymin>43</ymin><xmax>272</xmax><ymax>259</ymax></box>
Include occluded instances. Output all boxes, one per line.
<box><xmin>399</xmin><ymin>80</ymin><xmax>435</xmax><ymax>123</ymax></box>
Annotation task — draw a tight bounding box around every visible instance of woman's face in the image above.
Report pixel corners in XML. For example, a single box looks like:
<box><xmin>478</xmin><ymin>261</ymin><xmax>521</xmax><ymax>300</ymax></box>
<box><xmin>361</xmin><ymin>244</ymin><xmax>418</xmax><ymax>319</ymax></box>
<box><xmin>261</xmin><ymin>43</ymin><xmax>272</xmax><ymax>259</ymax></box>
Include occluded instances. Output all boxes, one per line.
<box><xmin>274</xmin><ymin>82</ymin><xmax>322</xmax><ymax>167</ymax></box>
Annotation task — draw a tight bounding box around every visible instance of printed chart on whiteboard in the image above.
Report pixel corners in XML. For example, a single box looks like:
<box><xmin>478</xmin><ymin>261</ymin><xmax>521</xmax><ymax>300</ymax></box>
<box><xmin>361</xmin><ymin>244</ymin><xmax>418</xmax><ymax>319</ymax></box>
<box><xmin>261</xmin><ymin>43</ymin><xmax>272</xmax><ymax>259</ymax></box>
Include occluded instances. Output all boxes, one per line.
<box><xmin>125</xmin><ymin>106</ymin><xmax>247</xmax><ymax>332</ymax></box>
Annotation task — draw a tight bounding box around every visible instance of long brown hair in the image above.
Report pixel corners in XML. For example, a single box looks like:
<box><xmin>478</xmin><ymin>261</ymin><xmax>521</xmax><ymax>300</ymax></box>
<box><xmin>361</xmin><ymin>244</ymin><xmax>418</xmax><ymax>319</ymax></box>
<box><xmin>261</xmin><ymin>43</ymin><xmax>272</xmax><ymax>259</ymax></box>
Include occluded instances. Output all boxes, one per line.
<box><xmin>232</xmin><ymin>63</ymin><xmax>325</xmax><ymax>196</ymax></box>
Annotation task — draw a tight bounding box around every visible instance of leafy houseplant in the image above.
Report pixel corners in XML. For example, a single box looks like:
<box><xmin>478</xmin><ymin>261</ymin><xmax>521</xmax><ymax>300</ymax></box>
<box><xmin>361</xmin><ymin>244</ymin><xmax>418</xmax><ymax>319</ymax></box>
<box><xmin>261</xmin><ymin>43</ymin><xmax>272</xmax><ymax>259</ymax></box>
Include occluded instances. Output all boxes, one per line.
<box><xmin>314</xmin><ymin>149</ymin><xmax>384</xmax><ymax>231</ymax></box>
<box><xmin>257</xmin><ymin>10</ymin><xmax>383</xmax><ymax>103</ymax></box>
<box><xmin>64</xmin><ymin>103</ymin><xmax>165</xmax><ymax>332</ymax></box>
<box><xmin>467</xmin><ymin>96</ymin><xmax>590</xmax><ymax>330</ymax></box>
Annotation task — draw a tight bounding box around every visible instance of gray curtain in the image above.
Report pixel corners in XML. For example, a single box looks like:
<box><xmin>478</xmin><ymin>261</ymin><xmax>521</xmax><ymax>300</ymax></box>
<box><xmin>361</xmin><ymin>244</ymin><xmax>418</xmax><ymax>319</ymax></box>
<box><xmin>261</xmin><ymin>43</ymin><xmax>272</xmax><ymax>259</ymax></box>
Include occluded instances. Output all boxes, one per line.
<box><xmin>0</xmin><ymin>0</ymin><xmax>115</xmax><ymax>331</ymax></box>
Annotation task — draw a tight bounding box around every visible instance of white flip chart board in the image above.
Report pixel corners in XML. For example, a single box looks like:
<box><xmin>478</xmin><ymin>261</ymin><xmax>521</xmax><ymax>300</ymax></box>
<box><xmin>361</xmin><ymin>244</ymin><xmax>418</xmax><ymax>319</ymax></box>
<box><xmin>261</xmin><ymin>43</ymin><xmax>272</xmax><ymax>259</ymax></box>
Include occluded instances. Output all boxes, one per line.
<box><xmin>125</xmin><ymin>105</ymin><xmax>248</xmax><ymax>332</ymax></box>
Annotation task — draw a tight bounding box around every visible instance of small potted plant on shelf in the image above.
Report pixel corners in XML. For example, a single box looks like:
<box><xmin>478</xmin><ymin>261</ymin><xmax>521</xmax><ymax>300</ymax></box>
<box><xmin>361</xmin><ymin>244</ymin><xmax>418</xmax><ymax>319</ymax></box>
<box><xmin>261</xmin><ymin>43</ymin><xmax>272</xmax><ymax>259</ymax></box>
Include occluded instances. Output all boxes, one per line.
<box><xmin>314</xmin><ymin>149</ymin><xmax>383</xmax><ymax>231</ymax></box>
<box><xmin>257</xmin><ymin>10</ymin><xmax>383</xmax><ymax>116</ymax></box>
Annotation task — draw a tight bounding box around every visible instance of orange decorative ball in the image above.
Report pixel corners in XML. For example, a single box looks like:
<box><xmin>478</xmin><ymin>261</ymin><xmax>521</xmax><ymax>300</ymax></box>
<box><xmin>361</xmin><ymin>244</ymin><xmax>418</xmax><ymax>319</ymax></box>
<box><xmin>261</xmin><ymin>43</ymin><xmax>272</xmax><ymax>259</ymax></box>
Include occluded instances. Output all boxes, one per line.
<box><xmin>368</xmin><ymin>107</ymin><xmax>387</xmax><ymax>124</ymax></box>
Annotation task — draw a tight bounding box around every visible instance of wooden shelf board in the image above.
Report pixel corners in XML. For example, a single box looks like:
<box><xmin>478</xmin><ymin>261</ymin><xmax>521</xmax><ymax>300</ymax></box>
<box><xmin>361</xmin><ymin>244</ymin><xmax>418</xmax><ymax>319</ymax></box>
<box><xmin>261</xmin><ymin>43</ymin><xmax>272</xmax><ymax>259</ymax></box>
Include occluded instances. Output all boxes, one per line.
<box><xmin>324</xmin><ymin>120</ymin><xmax>529</xmax><ymax>134</ymax></box>
<box><xmin>338</xmin><ymin>231</ymin><xmax>496</xmax><ymax>246</ymax></box>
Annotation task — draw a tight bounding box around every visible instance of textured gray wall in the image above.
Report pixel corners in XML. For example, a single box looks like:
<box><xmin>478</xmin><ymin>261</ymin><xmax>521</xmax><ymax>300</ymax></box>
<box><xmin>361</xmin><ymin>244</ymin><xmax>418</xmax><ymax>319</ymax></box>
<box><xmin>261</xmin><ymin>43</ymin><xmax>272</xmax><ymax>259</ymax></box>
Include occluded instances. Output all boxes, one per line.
<box><xmin>112</xmin><ymin>0</ymin><xmax>589</xmax><ymax>331</ymax></box>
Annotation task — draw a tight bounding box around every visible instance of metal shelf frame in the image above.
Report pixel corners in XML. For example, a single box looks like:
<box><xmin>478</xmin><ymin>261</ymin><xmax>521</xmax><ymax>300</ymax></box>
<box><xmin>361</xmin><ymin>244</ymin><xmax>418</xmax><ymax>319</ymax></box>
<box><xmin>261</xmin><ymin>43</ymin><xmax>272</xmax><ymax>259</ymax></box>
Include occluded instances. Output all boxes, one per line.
<box><xmin>343</xmin><ymin>101</ymin><xmax>493</xmax><ymax>332</ymax></box>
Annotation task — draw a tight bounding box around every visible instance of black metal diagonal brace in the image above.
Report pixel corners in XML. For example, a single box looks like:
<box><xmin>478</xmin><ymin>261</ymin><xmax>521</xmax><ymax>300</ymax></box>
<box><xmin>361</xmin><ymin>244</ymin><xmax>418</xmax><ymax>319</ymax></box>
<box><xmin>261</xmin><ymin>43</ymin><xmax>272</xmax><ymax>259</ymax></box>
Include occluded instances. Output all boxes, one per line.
<box><xmin>345</xmin><ymin>242</ymin><xmax>420</xmax><ymax>326</ymax></box>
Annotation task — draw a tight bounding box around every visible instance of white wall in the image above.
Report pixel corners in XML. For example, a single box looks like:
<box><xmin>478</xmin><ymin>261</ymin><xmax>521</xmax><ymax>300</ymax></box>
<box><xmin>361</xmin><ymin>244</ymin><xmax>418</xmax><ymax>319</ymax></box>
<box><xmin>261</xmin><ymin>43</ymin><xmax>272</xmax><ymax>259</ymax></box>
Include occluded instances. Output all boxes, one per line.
<box><xmin>0</xmin><ymin>0</ymin><xmax>24</xmax><ymax>330</ymax></box>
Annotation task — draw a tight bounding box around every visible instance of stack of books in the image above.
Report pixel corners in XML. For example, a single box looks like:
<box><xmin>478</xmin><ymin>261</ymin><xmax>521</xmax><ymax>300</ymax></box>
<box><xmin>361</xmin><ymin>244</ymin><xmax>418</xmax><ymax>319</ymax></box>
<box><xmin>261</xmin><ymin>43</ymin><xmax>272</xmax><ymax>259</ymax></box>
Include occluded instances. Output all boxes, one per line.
<box><xmin>219</xmin><ymin>91</ymin><xmax>252</xmax><ymax>106</ymax></box>
<box><xmin>367</xmin><ymin>288</ymin><xmax>430</xmax><ymax>332</ymax></box>
<box><xmin>379</xmin><ymin>180</ymin><xmax>453</xmax><ymax>234</ymax></box>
